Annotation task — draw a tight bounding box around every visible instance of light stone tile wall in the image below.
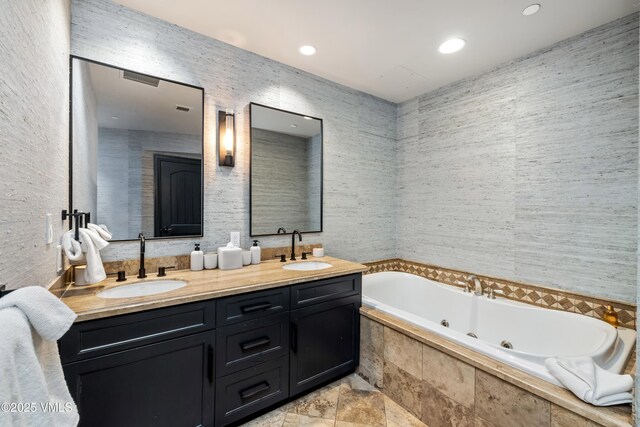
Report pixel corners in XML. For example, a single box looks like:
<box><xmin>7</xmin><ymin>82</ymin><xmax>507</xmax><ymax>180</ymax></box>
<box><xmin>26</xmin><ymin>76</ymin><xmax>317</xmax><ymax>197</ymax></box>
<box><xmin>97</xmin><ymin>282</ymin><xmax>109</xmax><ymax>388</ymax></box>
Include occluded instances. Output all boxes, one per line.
<box><xmin>0</xmin><ymin>0</ymin><xmax>71</xmax><ymax>290</ymax></box>
<box><xmin>396</xmin><ymin>13</ymin><xmax>639</xmax><ymax>303</ymax></box>
<box><xmin>71</xmin><ymin>0</ymin><xmax>397</xmax><ymax>262</ymax></box>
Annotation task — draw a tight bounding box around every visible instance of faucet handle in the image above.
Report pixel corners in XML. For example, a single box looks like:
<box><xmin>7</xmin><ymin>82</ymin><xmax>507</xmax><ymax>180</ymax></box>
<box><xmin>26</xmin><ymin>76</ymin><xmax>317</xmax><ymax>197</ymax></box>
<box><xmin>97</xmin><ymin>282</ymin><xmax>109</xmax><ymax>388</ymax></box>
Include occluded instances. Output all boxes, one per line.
<box><xmin>275</xmin><ymin>254</ymin><xmax>286</xmax><ymax>262</ymax></box>
<box><xmin>158</xmin><ymin>266</ymin><xmax>175</xmax><ymax>277</ymax></box>
<box><xmin>106</xmin><ymin>271</ymin><xmax>127</xmax><ymax>282</ymax></box>
<box><xmin>301</xmin><ymin>252</ymin><xmax>312</xmax><ymax>260</ymax></box>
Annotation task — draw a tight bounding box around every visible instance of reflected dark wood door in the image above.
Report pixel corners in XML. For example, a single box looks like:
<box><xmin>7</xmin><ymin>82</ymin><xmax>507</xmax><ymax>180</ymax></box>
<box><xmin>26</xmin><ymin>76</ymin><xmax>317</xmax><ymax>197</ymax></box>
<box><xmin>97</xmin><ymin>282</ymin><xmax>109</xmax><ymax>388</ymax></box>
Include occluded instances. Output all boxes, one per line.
<box><xmin>154</xmin><ymin>155</ymin><xmax>202</xmax><ymax>237</ymax></box>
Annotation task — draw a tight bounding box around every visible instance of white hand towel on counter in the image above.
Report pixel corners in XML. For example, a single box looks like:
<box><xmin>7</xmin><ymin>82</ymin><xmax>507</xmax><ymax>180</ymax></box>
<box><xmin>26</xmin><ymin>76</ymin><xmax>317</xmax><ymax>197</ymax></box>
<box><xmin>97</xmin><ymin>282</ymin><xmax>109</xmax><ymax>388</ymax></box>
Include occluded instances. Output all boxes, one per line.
<box><xmin>77</xmin><ymin>228</ymin><xmax>109</xmax><ymax>284</ymax></box>
<box><xmin>545</xmin><ymin>357</ymin><xmax>633</xmax><ymax>406</ymax></box>
<box><xmin>87</xmin><ymin>223</ymin><xmax>112</xmax><ymax>241</ymax></box>
<box><xmin>0</xmin><ymin>286</ymin><xmax>79</xmax><ymax>427</ymax></box>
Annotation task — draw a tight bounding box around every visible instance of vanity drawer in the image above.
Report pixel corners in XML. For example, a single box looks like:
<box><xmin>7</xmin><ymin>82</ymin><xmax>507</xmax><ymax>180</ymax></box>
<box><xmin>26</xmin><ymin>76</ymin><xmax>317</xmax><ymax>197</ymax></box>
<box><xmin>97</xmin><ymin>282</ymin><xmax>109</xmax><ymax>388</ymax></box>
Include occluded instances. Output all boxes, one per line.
<box><xmin>216</xmin><ymin>287</ymin><xmax>289</xmax><ymax>326</ymax></box>
<box><xmin>59</xmin><ymin>301</ymin><xmax>215</xmax><ymax>364</ymax></box>
<box><xmin>216</xmin><ymin>312</ymin><xmax>289</xmax><ymax>377</ymax></box>
<box><xmin>215</xmin><ymin>355</ymin><xmax>289</xmax><ymax>426</ymax></box>
<box><xmin>290</xmin><ymin>273</ymin><xmax>361</xmax><ymax>309</ymax></box>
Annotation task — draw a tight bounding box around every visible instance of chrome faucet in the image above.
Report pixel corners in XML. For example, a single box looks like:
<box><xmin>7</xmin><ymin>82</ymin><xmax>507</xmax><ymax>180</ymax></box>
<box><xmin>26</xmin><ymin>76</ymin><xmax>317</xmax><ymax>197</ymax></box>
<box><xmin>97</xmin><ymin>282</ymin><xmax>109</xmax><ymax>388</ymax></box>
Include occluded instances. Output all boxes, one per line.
<box><xmin>290</xmin><ymin>229</ymin><xmax>302</xmax><ymax>260</ymax></box>
<box><xmin>468</xmin><ymin>275</ymin><xmax>482</xmax><ymax>296</ymax></box>
<box><xmin>137</xmin><ymin>233</ymin><xmax>146</xmax><ymax>279</ymax></box>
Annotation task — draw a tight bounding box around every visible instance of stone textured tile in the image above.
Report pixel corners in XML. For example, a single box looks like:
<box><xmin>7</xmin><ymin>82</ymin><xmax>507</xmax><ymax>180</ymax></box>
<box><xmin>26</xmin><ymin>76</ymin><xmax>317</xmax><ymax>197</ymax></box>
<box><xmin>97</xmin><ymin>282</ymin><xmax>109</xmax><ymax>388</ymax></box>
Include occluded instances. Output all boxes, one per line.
<box><xmin>383</xmin><ymin>326</ymin><xmax>423</xmax><ymax>379</ymax></box>
<box><xmin>383</xmin><ymin>396</ymin><xmax>427</xmax><ymax>427</ymax></box>
<box><xmin>335</xmin><ymin>386</ymin><xmax>386</xmax><ymax>427</ymax></box>
<box><xmin>423</xmin><ymin>343</ymin><xmax>475</xmax><ymax>408</ymax></box>
<box><xmin>474</xmin><ymin>416</ymin><xmax>495</xmax><ymax>427</ymax></box>
<box><xmin>421</xmin><ymin>380</ymin><xmax>474</xmax><ymax>427</ymax></box>
<box><xmin>71</xmin><ymin>0</ymin><xmax>397</xmax><ymax>264</ymax></box>
<box><xmin>242</xmin><ymin>409</ymin><xmax>287</xmax><ymax>427</ymax></box>
<box><xmin>282</xmin><ymin>413</ymin><xmax>335</xmax><ymax>427</ymax></box>
<box><xmin>395</xmin><ymin>13</ymin><xmax>638</xmax><ymax>304</ymax></box>
<box><xmin>358</xmin><ymin>317</ymin><xmax>384</xmax><ymax>388</ymax></box>
<box><xmin>341</xmin><ymin>373</ymin><xmax>377</xmax><ymax>393</ymax></box>
<box><xmin>294</xmin><ymin>381</ymin><xmax>341</xmax><ymax>419</ymax></box>
<box><xmin>475</xmin><ymin>371</ymin><xmax>550</xmax><ymax>427</ymax></box>
<box><xmin>550</xmin><ymin>404</ymin><xmax>599</xmax><ymax>427</ymax></box>
<box><xmin>382</xmin><ymin>361</ymin><xmax>422</xmax><ymax>419</ymax></box>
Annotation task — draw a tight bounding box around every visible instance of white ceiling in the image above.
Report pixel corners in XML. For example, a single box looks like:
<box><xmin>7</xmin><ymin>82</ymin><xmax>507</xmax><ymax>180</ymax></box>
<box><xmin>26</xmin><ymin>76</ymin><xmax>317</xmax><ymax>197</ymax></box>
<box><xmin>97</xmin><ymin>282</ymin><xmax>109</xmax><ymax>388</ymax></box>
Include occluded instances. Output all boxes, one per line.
<box><xmin>115</xmin><ymin>0</ymin><xmax>639</xmax><ymax>103</ymax></box>
<box><xmin>82</xmin><ymin>60</ymin><xmax>203</xmax><ymax>134</ymax></box>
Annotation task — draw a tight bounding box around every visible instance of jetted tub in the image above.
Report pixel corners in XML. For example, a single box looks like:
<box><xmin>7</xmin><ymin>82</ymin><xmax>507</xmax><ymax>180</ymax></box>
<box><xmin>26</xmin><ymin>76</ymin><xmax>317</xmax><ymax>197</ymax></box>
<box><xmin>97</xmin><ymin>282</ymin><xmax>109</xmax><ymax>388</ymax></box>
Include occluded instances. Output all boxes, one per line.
<box><xmin>362</xmin><ymin>271</ymin><xmax>636</xmax><ymax>386</ymax></box>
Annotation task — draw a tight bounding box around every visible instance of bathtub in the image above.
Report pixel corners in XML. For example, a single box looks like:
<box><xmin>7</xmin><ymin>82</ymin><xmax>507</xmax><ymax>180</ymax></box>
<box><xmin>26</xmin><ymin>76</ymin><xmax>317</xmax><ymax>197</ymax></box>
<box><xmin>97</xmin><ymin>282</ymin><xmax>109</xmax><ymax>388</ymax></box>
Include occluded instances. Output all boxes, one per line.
<box><xmin>362</xmin><ymin>272</ymin><xmax>636</xmax><ymax>386</ymax></box>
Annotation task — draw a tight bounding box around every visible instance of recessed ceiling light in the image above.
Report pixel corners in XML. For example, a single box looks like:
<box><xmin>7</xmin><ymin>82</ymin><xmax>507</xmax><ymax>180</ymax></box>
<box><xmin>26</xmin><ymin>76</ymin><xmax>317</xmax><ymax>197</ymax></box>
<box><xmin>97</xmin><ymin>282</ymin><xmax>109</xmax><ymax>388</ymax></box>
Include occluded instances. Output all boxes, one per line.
<box><xmin>303</xmin><ymin>116</ymin><xmax>312</xmax><ymax>120</ymax></box>
<box><xmin>290</xmin><ymin>124</ymin><xmax>298</xmax><ymax>128</ymax></box>
<box><xmin>438</xmin><ymin>38</ymin><xmax>466</xmax><ymax>54</ymax></box>
<box><xmin>111</xmin><ymin>116</ymin><xmax>119</xmax><ymax>120</ymax></box>
<box><xmin>299</xmin><ymin>45</ymin><xmax>317</xmax><ymax>56</ymax></box>
<box><xmin>522</xmin><ymin>3</ymin><xmax>541</xmax><ymax>16</ymax></box>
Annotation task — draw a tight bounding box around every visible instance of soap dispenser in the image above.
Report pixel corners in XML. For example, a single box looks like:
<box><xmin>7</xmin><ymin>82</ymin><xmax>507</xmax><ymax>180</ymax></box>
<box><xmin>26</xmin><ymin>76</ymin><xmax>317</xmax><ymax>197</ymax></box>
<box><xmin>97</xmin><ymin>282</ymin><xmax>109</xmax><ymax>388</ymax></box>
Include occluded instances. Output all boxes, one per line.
<box><xmin>250</xmin><ymin>240</ymin><xmax>261</xmax><ymax>265</ymax></box>
<box><xmin>191</xmin><ymin>243</ymin><xmax>204</xmax><ymax>271</ymax></box>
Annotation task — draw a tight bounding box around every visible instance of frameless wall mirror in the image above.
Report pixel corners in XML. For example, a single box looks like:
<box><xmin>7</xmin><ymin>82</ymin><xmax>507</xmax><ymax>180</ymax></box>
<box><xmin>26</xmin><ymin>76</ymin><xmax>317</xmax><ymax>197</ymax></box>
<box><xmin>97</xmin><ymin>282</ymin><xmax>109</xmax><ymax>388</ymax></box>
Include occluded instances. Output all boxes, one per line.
<box><xmin>250</xmin><ymin>103</ymin><xmax>323</xmax><ymax>236</ymax></box>
<box><xmin>70</xmin><ymin>57</ymin><xmax>204</xmax><ymax>241</ymax></box>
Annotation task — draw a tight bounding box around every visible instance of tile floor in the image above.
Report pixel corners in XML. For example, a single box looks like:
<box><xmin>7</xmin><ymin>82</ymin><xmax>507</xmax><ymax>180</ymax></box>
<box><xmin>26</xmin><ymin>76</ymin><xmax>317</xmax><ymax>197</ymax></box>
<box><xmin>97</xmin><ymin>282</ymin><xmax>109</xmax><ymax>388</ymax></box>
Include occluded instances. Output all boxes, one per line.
<box><xmin>241</xmin><ymin>373</ymin><xmax>426</xmax><ymax>427</ymax></box>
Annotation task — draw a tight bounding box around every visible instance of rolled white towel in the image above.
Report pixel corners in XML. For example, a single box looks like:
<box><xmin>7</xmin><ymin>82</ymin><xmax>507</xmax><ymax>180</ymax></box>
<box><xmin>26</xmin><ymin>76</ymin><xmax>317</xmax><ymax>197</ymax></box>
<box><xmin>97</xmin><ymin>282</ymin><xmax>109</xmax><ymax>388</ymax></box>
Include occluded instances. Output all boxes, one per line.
<box><xmin>545</xmin><ymin>357</ymin><xmax>633</xmax><ymax>406</ymax></box>
<box><xmin>78</xmin><ymin>228</ymin><xmax>108</xmax><ymax>284</ymax></box>
<box><xmin>87</xmin><ymin>223</ymin><xmax>112</xmax><ymax>241</ymax></box>
<box><xmin>61</xmin><ymin>229</ymin><xmax>85</xmax><ymax>263</ymax></box>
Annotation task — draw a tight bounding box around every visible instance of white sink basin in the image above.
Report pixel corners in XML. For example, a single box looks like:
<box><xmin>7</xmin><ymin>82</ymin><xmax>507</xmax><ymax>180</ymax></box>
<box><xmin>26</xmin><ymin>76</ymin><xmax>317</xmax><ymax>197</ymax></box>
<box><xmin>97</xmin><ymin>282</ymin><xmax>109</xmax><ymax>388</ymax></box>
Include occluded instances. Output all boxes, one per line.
<box><xmin>283</xmin><ymin>261</ymin><xmax>332</xmax><ymax>271</ymax></box>
<box><xmin>97</xmin><ymin>280</ymin><xmax>187</xmax><ymax>299</ymax></box>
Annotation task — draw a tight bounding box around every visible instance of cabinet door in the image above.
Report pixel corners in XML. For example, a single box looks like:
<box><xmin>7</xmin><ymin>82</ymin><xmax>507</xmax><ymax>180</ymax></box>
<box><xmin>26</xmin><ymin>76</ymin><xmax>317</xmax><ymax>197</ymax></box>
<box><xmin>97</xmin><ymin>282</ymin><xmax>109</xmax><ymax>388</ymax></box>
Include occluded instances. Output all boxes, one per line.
<box><xmin>289</xmin><ymin>295</ymin><xmax>360</xmax><ymax>396</ymax></box>
<box><xmin>63</xmin><ymin>331</ymin><xmax>215</xmax><ymax>427</ymax></box>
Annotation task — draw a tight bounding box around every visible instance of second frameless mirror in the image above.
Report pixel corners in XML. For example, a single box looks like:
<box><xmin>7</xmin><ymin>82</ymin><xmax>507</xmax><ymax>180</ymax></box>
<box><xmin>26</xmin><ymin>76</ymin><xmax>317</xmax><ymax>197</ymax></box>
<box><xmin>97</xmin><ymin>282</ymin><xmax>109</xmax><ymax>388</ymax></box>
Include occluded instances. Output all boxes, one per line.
<box><xmin>250</xmin><ymin>103</ymin><xmax>323</xmax><ymax>236</ymax></box>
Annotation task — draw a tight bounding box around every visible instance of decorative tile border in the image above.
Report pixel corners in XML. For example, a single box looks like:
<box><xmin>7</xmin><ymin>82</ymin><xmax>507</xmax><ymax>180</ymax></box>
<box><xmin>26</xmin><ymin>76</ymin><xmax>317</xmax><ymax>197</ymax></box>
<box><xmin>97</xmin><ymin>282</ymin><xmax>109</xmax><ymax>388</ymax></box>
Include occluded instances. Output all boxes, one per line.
<box><xmin>364</xmin><ymin>259</ymin><xmax>636</xmax><ymax>330</ymax></box>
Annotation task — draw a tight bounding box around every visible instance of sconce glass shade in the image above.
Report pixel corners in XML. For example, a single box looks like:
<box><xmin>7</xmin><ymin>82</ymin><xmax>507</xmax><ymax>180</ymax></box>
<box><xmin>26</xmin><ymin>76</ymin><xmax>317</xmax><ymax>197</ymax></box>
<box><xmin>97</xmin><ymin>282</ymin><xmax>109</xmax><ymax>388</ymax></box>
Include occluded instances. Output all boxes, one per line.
<box><xmin>218</xmin><ymin>109</ymin><xmax>235</xmax><ymax>167</ymax></box>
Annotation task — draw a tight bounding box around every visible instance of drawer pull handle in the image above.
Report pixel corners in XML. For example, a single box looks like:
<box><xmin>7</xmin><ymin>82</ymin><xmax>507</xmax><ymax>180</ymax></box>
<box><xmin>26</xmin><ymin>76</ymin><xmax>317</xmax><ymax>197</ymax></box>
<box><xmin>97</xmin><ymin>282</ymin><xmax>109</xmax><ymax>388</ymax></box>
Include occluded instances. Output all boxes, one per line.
<box><xmin>240</xmin><ymin>336</ymin><xmax>271</xmax><ymax>351</ymax></box>
<box><xmin>239</xmin><ymin>381</ymin><xmax>270</xmax><ymax>400</ymax></box>
<box><xmin>240</xmin><ymin>302</ymin><xmax>272</xmax><ymax>313</ymax></box>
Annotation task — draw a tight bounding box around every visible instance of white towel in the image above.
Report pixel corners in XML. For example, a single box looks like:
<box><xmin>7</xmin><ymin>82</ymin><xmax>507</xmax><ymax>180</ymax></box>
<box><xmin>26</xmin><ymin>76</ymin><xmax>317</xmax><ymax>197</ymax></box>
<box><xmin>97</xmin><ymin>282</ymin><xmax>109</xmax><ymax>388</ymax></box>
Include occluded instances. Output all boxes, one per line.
<box><xmin>77</xmin><ymin>228</ymin><xmax>109</xmax><ymax>284</ymax></box>
<box><xmin>545</xmin><ymin>357</ymin><xmax>633</xmax><ymax>406</ymax></box>
<box><xmin>0</xmin><ymin>286</ymin><xmax>79</xmax><ymax>426</ymax></box>
<box><xmin>61</xmin><ymin>229</ymin><xmax>85</xmax><ymax>264</ymax></box>
<box><xmin>87</xmin><ymin>223</ymin><xmax>112</xmax><ymax>241</ymax></box>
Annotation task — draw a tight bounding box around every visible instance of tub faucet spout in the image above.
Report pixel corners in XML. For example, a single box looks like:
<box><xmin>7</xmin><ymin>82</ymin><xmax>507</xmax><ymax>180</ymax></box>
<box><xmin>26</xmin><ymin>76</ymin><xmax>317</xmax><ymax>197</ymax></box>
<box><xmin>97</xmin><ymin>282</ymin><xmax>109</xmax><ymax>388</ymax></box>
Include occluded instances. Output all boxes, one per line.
<box><xmin>468</xmin><ymin>275</ymin><xmax>482</xmax><ymax>296</ymax></box>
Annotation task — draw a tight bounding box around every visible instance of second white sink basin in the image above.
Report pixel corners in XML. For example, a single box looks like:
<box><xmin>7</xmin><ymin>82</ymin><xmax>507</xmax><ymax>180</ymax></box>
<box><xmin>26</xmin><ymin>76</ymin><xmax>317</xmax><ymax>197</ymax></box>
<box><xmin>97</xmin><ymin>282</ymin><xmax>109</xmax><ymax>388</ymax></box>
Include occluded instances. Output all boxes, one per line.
<box><xmin>97</xmin><ymin>280</ymin><xmax>187</xmax><ymax>299</ymax></box>
<box><xmin>283</xmin><ymin>261</ymin><xmax>332</xmax><ymax>271</ymax></box>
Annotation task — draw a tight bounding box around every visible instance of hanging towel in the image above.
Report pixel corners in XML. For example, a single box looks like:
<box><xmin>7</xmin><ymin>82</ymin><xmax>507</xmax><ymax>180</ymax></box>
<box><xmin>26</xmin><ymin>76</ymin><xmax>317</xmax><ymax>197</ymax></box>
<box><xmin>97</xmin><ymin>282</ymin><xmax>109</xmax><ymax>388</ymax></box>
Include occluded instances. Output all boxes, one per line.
<box><xmin>0</xmin><ymin>286</ymin><xmax>79</xmax><ymax>427</ymax></box>
<box><xmin>61</xmin><ymin>229</ymin><xmax>85</xmax><ymax>264</ymax></box>
<box><xmin>77</xmin><ymin>228</ymin><xmax>109</xmax><ymax>284</ymax></box>
<box><xmin>545</xmin><ymin>357</ymin><xmax>633</xmax><ymax>406</ymax></box>
<box><xmin>87</xmin><ymin>223</ymin><xmax>112</xmax><ymax>241</ymax></box>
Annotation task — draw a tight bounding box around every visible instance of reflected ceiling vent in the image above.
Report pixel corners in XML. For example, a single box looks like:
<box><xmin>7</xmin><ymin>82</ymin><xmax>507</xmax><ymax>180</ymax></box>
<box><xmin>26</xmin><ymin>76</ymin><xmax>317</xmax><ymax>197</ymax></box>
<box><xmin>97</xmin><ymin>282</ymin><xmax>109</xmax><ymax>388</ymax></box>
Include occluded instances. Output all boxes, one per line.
<box><xmin>176</xmin><ymin>105</ymin><xmax>191</xmax><ymax>112</ymax></box>
<box><xmin>122</xmin><ymin>70</ymin><xmax>160</xmax><ymax>87</ymax></box>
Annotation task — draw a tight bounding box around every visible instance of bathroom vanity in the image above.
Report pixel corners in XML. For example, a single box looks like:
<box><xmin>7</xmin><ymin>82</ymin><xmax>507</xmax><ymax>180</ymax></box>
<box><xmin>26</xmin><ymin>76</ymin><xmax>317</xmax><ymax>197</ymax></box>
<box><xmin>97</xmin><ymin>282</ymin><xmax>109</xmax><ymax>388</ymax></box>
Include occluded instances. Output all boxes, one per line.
<box><xmin>57</xmin><ymin>257</ymin><xmax>365</xmax><ymax>427</ymax></box>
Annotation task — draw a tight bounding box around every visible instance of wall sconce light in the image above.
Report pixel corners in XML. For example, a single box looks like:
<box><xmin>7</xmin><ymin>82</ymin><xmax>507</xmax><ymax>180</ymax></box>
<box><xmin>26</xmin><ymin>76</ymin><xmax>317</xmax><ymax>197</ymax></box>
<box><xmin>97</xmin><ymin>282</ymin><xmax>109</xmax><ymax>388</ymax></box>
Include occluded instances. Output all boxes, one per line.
<box><xmin>218</xmin><ymin>109</ymin><xmax>235</xmax><ymax>167</ymax></box>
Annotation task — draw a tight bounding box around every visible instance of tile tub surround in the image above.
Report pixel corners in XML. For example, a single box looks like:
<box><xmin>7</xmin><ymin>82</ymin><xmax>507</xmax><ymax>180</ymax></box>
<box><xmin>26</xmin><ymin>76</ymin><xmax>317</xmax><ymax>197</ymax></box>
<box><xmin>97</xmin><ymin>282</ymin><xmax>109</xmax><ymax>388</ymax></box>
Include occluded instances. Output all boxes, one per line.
<box><xmin>359</xmin><ymin>308</ymin><xmax>633</xmax><ymax>427</ymax></box>
<box><xmin>365</xmin><ymin>259</ymin><xmax>637</xmax><ymax>330</ymax></box>
<box><xmin>396</xmin><ymin>13</ymin><xmax>638</xmax><ymax>304</ymax></box>
<box><xmin>71</xmin><ymin>0</ymin><xmax>397</xmax><ymax>264</ymax></box>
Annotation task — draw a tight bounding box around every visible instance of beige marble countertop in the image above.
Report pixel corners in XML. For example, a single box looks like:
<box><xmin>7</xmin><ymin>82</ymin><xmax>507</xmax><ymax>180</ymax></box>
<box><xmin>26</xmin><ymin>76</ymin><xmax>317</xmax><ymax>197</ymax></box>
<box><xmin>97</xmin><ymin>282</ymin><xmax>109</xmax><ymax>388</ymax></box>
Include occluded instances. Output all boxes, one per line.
<box><xmin>58</xmin><ymin>256</ymin><xmax>367</xmax><ymax>322</ymax></box>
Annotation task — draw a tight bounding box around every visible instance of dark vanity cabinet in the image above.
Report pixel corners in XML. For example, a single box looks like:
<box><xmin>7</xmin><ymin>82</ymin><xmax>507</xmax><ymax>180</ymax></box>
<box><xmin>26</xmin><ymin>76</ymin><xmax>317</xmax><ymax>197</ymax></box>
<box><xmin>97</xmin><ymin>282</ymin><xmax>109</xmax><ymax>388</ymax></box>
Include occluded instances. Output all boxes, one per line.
<box><xmin>59</xmin><ymin>273</ymin><xmax>361</xmax><ymax>427</ymax></box>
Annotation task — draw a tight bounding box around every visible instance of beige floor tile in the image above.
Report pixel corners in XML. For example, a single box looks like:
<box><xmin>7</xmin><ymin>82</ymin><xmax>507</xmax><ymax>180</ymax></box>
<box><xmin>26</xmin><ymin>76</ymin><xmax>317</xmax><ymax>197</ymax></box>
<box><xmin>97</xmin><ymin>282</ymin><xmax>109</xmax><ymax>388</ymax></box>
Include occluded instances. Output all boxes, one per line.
<box><xmin>241</xmin><ymin>409</ymin><xmax>287</xmax><ymax>427</ymax></box>
<box><xmin>336</xmin><ymin>386</ymin><xmax>386</xmax><ymax>427</ymax></box>
<box><xmin>282</xmin><ymin>413</ymin><xmax>335</xmax><ymax>427</ymax></box>
<box><xmin>341</xmin><ymin>373</ymin><xmax>377</xmax><ymax>392</ymax></box>
<box><xmin>294</xmin><ymin>382</ymin><xmax>341</xmax><ymax>418</ymax></box>
<box><xmin>384</xmin><ymin>395</ymin><xmax>427</xmax><ymax>427</ymax></box>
